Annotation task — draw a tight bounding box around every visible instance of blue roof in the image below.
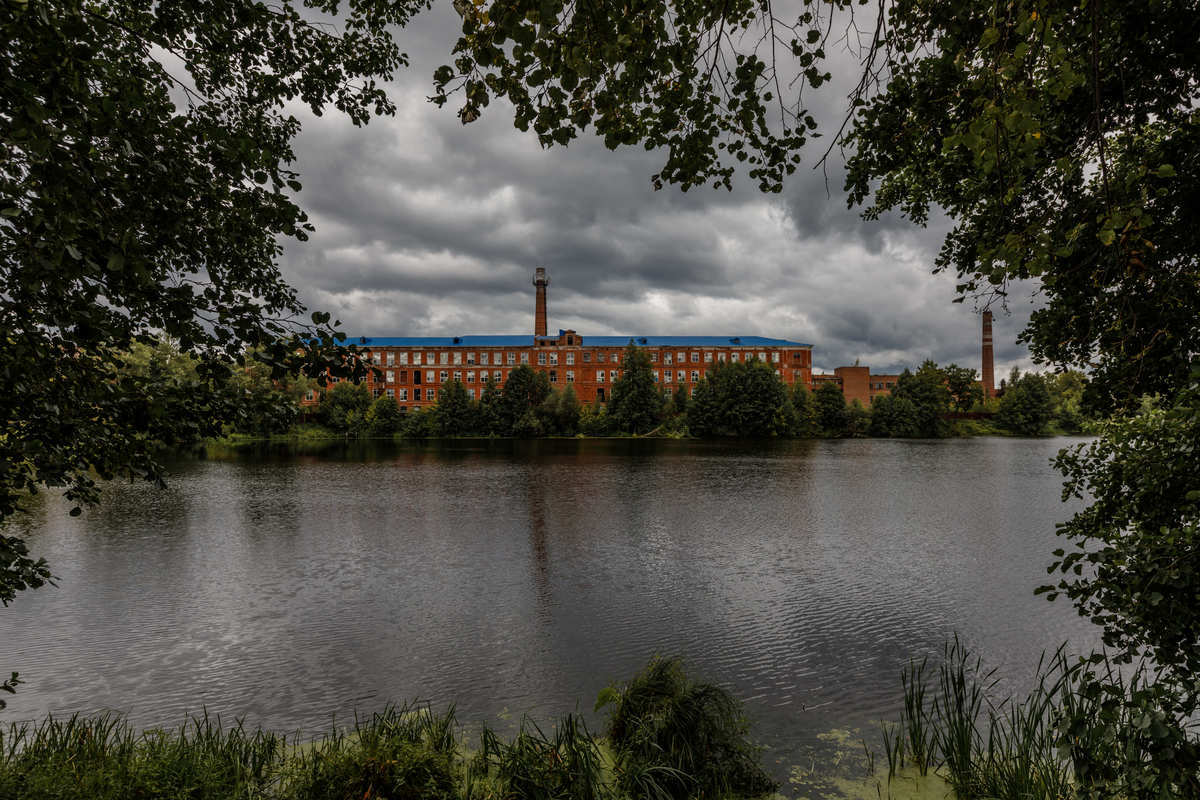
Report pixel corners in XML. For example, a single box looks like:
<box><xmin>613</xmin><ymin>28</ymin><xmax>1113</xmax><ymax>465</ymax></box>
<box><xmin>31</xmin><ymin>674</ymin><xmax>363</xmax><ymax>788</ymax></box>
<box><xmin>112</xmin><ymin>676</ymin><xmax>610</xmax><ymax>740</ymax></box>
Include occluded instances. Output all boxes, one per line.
<box><xmin>344</xmin><ymin>335</ymin><xmax>812</xmax><ymax>348</ymax></box>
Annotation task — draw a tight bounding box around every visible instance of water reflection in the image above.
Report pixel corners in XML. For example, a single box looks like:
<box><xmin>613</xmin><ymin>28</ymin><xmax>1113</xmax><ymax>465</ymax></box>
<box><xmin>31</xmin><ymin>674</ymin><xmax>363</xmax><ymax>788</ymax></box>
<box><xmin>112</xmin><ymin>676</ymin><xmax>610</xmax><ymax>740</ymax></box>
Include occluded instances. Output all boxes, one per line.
<box><xmin>1</xmin><ymin>437</ymin><xmax>1099</xmax><ymax>787</ymax></box>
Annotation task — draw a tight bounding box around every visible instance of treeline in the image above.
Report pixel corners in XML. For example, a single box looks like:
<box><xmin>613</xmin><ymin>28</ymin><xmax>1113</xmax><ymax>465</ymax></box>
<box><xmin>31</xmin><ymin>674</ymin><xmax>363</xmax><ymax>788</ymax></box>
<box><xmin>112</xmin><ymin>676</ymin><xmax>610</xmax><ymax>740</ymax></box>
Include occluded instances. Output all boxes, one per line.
<box><xmin>315</xmin><ymin>344</ymin><xmax>1094</xmax><ymax>441</ymax></box>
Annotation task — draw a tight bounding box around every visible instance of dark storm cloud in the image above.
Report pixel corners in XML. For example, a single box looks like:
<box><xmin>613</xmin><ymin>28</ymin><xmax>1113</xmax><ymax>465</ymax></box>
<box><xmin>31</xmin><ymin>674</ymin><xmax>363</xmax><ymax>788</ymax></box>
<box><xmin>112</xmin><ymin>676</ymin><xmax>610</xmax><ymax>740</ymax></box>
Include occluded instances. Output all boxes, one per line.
<box><xmin>277</xmin><ymin>3</ymin><xmax>1041</xmax><ymax>376</ymax></box>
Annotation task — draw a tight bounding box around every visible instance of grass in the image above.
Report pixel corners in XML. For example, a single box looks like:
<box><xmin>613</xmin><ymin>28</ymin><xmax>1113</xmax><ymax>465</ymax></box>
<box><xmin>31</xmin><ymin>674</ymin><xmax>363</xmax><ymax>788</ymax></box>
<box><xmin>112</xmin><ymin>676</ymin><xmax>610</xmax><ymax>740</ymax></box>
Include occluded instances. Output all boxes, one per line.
<box><xmin>0</xmin><ymin>659</ymin><xmax>776</xmax><ymax>800</ymax></box>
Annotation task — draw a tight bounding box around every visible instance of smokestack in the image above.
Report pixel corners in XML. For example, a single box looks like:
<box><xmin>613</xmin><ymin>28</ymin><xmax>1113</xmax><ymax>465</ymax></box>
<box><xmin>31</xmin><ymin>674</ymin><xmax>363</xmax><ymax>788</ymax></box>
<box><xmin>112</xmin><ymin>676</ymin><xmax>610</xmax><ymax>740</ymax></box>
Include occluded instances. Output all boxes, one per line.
<box><xmin>533</xmin><ymin>267</ymin><xmax>549</xmax><ymax>337</ymax></box>
<box><xmin>981</xmin><ymin>310</ymin><xmax>995</xmax><ymax>399</ymax></box>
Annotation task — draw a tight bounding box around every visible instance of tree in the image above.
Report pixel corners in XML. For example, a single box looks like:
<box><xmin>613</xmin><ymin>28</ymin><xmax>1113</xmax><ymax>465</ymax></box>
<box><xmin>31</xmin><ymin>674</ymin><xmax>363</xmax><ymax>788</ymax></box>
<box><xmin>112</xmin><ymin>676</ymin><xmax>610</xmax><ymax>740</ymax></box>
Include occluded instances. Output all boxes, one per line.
<box><xmin>791</xmin><ymin>383</ymin><xmax>818</xmax><ymax>438</ymax></box>
<box><xmin>318</xmin><ymin>382</ymin><xmax>372</xmax><ymax>435</ymax></box>
<box><xmin>685</xmin><ymin>360</ymin><xmax>793</xmax><ymax>438</ymax></box>
<box><xmin>996</xmin><ymin>370</ymin><xmax>1054</xmax><ymax>436</ymax></box>
<box><xmin>2</xmin><ymin>0</ymin><xmax>418</xmax><ymax>679</ymax></box>
<box><xmin>435</xmin><ymin>380</ymin><xmax>476</xmax><ymax>437</ymax></box>
<box><xmin>498</xmin><ymin>365</ymin><xmax>550</xmax><ymax>435</ymax></box>
<box><xmin>891</xmin><ymin>361</ymin><xmax>952</xmax><ymax>438</ymax></box>
<box><xmin>478</xmin><ymin>377</ymin><xmax>504</xmax><ymax>435</ymax></box>
<box><xmin>868</xmin><ymin>395</ymin><xmax>921</xmax><ymax>438</ymax></box>
<box><xmin>367</xmin><ymin>396</ymin><xmax>405</xmax><ymax>437</ymax></box>
<box><xmin>844</xmin><ymin>400</ymin><xmax>871</xmax><ymax>438</ymax></box>
<box><xmin>537</xmin><ymin>386</ymin><xmax>582</xmax><ymax>435</ymax></box>
<box><xmin>608</xmin><ymin>343</ymin><xmax>663</xmax><ymax>434</ymax></box>
<box><xmin>814</xmin><ymin>382</ymin><xmax>848</xmax><ymax>436</ymax></box>
<box><xmin>1043</xmin><ymin>370</ymin><xmax>1200</xmax><ymax>678</ymax></box>
<box><xmin>1045</xmin><ymin>370</ymin><xmax>1091</xmax><ymax>433</ymax></box>
<box><xmin>942</xmin><ymin>364</ymin><xmax>984</xmax><ymax>414</ymax></box>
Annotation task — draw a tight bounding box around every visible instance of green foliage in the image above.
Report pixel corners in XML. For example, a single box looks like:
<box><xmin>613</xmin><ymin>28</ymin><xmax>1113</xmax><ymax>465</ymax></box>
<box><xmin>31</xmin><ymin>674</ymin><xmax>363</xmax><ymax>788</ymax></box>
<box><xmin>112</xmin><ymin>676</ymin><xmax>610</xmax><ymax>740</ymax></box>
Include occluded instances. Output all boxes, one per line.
<box><xmin>466</xmin><ymin>715</ymin><xmax>605</xmax><ymax>800</ymax></box>
<box><xmin>367</xmin><ymin>396</ymin><xmax>404</xmax><ymax>437</ymax></box>
<box><xmin>891</xmin><ymin>361</ymin><xmax>952</xmax><ymax>438</ymax></box>
<box><xmin>996</xmin><ymin>369</ymin><xmax>1054</xmax><ymax>436</ymax></box>
<box><xmin>868</xmin><ymin>395</ymin><xmax>922</xmax><ymax>438</ymax></box>
<box><xmin>814</xmin><ymin>381</ymin><xmax>849</xmax><ymax>435</ymax></box>
<box><xmin>536</xmin><ymin>386</ymin><xmax>582</xmax><ymax>436</ymax></box>
<box><xmin>317</xmin><ymin>383</ymin><xmax>372</xmax><ymax>436</ymax></box>
<box><xmin>1</xmin><ymin>0</ymin><xmax>412</xmax><ymax>655</ymax></box>
<box><xmin>512</xmin><ymin>408</ymin><xmax>544</xmax><ymax>438</ymax></box>
<box><xmin>435</xmin><ymin>381</ymin><xmax>476</xmax><ymax>437</ymax></box>
<box><xmin>790</xmin><ymin>382</ymin><xmax>818</xmax><ymax>438</ymax></box>
<box><xmin>685</xmin><ymin>359</ymin><xmax>794</xmax><ymax>438</ymax></box>
<box><xmin>0</xmin><ymin>713</ymin><xmax>285</xmax><ymax>800</ymax></box>
<box><xmin>284</xmin><ymin>706</ymin><xmax>458</xmax><ymax>800</ymax></box>
<box><xmin>1044</xmin><ymin>375</ymin><xmax>1200</xmax><ymax>677</ymax></box>
<box><xmin>1044</xmin><ymin>370</ymin><xmax>1091</xmax><ymax>433</ymax></box>
<box><xmin>478</xmin><ymin>377</ymin><xmax>505</xmax><ymax>436</ymax></box>
<box><xmin>608</xmin><ymin>344</ymin><xmax>663</xmax><ymax>434</ymax></box>
<box><xmin>577</xmin><ymin>403</ymin><xmax>612</xmax><ymax>437</ymax></box>
<box><xmin>597</xmin><ymin>656</ymin><xmax>776</xmax><ymax>800</ymax></box>
<box><xmin>942</xmin><ymin>364</ymin><xmax>983</xmax><ymax>414</ymax></box>
<box><xmin>498</xmin><ymin>366</ymin><xmax>551</xmax><ymax>436</ymax></box>
<box><xmin>402</xmin><ymin>407</ymin><xmax>439</xmax><ymax>440</ymax></box>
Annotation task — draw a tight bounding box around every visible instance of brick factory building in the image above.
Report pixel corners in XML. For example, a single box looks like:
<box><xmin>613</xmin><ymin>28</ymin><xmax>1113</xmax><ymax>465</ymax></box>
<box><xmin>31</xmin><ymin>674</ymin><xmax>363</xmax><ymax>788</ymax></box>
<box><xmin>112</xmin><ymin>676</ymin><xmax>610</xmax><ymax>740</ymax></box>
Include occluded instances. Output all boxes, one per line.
<box><xmin>812</xmin><ymin>366</ymin><xmax>903</xmax><ymax>407</ymax></box>
<box><xmin>306</xmin><ymin>268</ymin><xmax>814</xmax><ymax>411</ymax></box>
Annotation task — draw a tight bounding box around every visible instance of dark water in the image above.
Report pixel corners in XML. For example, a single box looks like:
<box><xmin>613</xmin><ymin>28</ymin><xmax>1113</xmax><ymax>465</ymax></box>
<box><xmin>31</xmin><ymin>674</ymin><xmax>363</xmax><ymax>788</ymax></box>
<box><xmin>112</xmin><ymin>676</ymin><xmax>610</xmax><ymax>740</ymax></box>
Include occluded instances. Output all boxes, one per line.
<box><xmin>1</xmin><ymin>437</ymin><xmax>1099</xmax><ymax>786</ymax></box>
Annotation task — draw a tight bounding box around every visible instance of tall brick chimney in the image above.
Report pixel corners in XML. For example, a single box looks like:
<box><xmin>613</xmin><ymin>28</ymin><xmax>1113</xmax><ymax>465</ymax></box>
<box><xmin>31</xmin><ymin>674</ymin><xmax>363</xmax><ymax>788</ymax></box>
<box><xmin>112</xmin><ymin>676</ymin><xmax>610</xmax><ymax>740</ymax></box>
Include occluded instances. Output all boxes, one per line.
<box><xmin>533</xmin><ymin>267</ymin><xmax>549</xmax><ymax>337</ymax></box>
<box><xmin>981</xmin><ymin>310</ymin><xmax>995</xmax><ymax>399</ymax></box>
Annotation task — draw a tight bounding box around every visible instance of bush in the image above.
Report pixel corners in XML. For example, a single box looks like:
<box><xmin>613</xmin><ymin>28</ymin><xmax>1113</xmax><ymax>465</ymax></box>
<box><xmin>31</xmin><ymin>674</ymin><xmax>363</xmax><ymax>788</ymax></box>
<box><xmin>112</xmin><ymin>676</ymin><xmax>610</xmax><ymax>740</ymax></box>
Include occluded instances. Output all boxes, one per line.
<box><xmin>597</xmin><ymin>656</ymin><xmax>776</xmax><ymax>800</ymax></box>
<box><xmin>283</xmin><ymin>705</ymin><xmax>457</xmax><ymax>800</ymax></box>
<box><xmin>465</xmin><ymin>715</ymin><xmax>605</xmax><ymax>800</ymax></box>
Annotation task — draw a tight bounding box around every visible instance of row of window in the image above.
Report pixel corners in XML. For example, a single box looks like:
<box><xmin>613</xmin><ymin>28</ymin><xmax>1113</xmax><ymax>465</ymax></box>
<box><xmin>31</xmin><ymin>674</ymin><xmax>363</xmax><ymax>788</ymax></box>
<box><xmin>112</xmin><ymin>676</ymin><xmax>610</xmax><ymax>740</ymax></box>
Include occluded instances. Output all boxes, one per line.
<box><xmin>366</xmin><ymin>348</ymin><xmax>802</xmax><ymax>367</ymax></box>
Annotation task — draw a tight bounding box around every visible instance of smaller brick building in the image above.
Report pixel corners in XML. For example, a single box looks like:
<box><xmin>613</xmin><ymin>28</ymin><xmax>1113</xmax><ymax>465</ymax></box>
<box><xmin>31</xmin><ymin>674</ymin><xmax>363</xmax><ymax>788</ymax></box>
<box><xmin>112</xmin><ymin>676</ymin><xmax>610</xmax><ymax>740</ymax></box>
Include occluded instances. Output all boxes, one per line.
<box><xmin>812</xmin><ymin>366</ymin><xmax>902</xmax><ymax>407</ymax></box>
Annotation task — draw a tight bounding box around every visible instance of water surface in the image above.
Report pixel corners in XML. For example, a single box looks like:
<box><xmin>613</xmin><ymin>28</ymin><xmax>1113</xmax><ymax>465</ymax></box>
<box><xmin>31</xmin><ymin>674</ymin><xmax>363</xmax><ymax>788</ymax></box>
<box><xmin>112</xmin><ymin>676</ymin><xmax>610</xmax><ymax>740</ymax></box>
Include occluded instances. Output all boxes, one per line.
<box><xmin>1</xmin><ymin>437</ymin><xmax>1099</xmax><ymax>787</ymax></box>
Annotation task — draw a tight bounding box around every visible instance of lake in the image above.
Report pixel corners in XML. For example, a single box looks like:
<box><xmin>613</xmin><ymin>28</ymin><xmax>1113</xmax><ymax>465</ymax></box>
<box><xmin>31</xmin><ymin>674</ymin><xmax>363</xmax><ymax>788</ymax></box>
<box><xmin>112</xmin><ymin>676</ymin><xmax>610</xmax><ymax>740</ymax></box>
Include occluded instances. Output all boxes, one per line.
<box><xmin>0</xmin><ymin>437</ymin><xmax>1100</xmax><ymax>792</ymax></box>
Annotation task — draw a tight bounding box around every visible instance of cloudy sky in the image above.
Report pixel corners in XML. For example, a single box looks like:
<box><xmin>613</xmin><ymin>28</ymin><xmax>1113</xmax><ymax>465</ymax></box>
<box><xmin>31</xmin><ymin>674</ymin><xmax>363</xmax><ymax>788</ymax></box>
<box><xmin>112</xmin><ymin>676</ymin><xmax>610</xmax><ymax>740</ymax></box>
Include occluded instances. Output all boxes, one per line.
<box><xmin>279</xmin><ymin>4</ymin><xmax>1039</xmax><ymax>376</ymax></box>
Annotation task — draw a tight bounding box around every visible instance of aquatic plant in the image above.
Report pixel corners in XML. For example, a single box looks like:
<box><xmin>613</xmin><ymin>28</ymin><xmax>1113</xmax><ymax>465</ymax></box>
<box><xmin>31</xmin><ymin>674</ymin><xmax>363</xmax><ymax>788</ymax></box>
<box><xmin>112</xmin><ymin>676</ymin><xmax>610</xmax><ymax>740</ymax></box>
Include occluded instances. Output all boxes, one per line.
<box><xmin>596</xmin><ymin>655</ymin><xmax>776</xmax><ymax>800</ymax></box>
<box><xmin>0</xmin><ymin>711</ymin><xmax>285</xmax><ymax>800</ymax></box>
<box><xmin>464</xmin><ymin>713</ymin><xmax>607</xmax><ymax>800</ymax></box>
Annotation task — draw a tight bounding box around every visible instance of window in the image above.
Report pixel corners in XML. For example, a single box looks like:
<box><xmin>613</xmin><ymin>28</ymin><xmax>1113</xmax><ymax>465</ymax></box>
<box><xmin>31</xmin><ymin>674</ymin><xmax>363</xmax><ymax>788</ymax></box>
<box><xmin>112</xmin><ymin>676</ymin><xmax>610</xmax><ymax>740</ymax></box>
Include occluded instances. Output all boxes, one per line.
<box><xmin>566</xmin><ymin>370</ymin><xmax>574</xmax><ymax>383</ymax></box>
<box><xmin>467</xmin><ymin>371</ymin><xmax>475</xmax><ymax>383</ymax></box>
<box><xmin>467</xmin><ymin>389</ymin><xmax>475</xmax><ymax>399</ymax></box>
<box><xmin>386</xmin><ymin>352</ymin><xmax>395</xmax><ymax>366</ymax></box>
<box><xmin>386</xmin><ymin>371</ymin><xmax>394</xmax><ymax>383</ymax></box>
<box><xmin>613</xmin><ymin>353</ymin><xmax>621</xmax><ymax>364</ymax></box>
<box><xmin>304</xmin><ymin>390</ymin><xmax>315</xmax><ymax>401</ymax></box>
<box><xmin>439</xmin><ymin>370</ymin><xmax>448</xmax><ymax>383</ymax></box>
<box><xmin>610</xmin><ymin>369</ymin><xmax>618</xmax><ymax>382</ymax></box>
<box><xmin>520</xmin><ymin>352</ymin><xmax>529</xmax><ymax>365</ymax></box>
<box><xmin>664</xmin><ymin>371</ymin><xmax>672</xmax><ymax>383</ymax></box>
<box><xmin>653</xmin><ymin>372</ymin><xmax>659</xmax><ymax>383</ymax></box>
<box><xmin>398</xmin><ymin>352</ymin><xmax>409</xmax><ymax>365</ymax></box>
<box><xmin>438</xmin><ymin>352</ymin><xmax>447</xmax><ymax>365</ymax></box>
<box><xmin>453</xmin><ymin>352</ymin><xmax>462</xmax><ymax>365</ymax></box>
<box><xmin>549</xmin><ymin>353</ymin><xmax>558</xmax><ymax>366</ymax></box>
<box><xmin>425</xmin><ymin>370</ymin><xmax>435</xmax><ymax>383</ymax></box>
<box><xmin>398</xmin><ymin>388</ymin><xmax>408</xmax><ymax>401</ymax></box>
<box><xmin>566</xmin><ymin>353</ymin><xmax>575</xmax><ymax>365</ymax></box>
<box><xmin>426</xmin><ymin>388</ymin><xmax>436</xmax><ymax>401</ymax></box>
<box><xmin>677</xmin><ymin>352</ymin><xmax>686</xmax><ymax>363</ymax></box>
<box><xmin>775</xmin><ymin>370</ymin><xmax>781</xmax><ymax>378</ymax></box>
<box><xmin>597</xmin><ymin>370</ymin><xmax>605</xmax><ymax>382</ymax></box>
<box><xmin>677</xmin><ymin>370</ymin><xmax>685</xmax><ymax>382</ymax></box>
<box><xmin>758</xmin><ymin>352</ymin><xmax>767</xmax><ymax>361</ymax></box>
<box><xmin>413</xmin><ymin>352</ymin><xmax>422</xmax><ymax>365</ymax></box>
<box><xmin>596</xmin><ymin>387</ymin><xmax>605</xmax><ymax>401</ymax></box>
<box><xmin>650</xmin><ymin>352</ymin><xmax>658</xmax><ymax>362</ymax></box>
<box><xmin>664</xmin><ymin>353</ymin><xmax>673</xmax><ymax>365</ymax></box>
<box><xmin>372</xmin><ymin>387</ymin><xmax>383</xmax><ymax>398</ymax></box>
<box><xmin>537</xmin><ymin>352</ymin><xmax>547</xmax><ymax>365</ymax></box>
<box><xmin>480</xmin><ymin>352</ymin><xmax>489</xmax><ymax>365</ymax></box>
<box><xmin>771</xmin><ymin>352</ymin><xmax>780</xmax><ymax>363</ymax></box>
<box><xmin>414</xmin><ymin>371</ymin><xmax>422</xmax><ymax>385</ymax></box>
<box><xmin>691</xmin><ymin>370</ymin><xmax>700</xmax><ymax>382</ymax></box>
<box><xmin>372</xmin><ymin>352</ymin><xmax>382</xmax><ymax>365</ymax></box>
<box><xmin>717</xmin><ymin>352</ymin><xmax>726</xmax><ymax>362</ymax></box>
<box><xmin>507</xmin><ymin>352</ymin><xmax>517</xmax><ymax>365</ymax></box>
<box><xmin>549</xmin><ymin>370</ymin><xmax>558</xmax><ymax>383</ymax></box>
<box><xmin>704</xmin><ymin>352</ymin><xmax>713</xmax><ymax>363</ymax></box>
<box><xmin>690</xmin><ymin>352</ymin><xmax>699</xmax><ymax>362</ymax></box>
<box><xmin>467</xmin><ymin>352</ymin><xmax>476</xmax><ymax>365</ymax></box>
<box><xmin>453</xmin><ymin>371</ymin><xmax>462</xmax><ymax>382</ymax></box>
<box><xmin>597</xmin><ymin>352</ymin><xmax>607</xmax><ymax>363</ymax></box>
<box><xmin>583</xmin><ymin>352</ymin><xmax>592</xmax><ymax>363</ymax></box>
<box><xmin>493</xmin><ymin>370</ymin><xmax>502</xmax><ymax>382</ymax></box>
<box><xmin>398</xmin><ymin>370</ymin><xmax>408</xmax><ymax>383</ymax></box>
<box><xmin>385</xmin><ymin>388</ymin><xmax>395</xmax><ymax>398</ymax></box>
<box><xmin>730</xmin><ymin>352</ymin><xmax>739</xmax><ymax>362</ymax></box>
